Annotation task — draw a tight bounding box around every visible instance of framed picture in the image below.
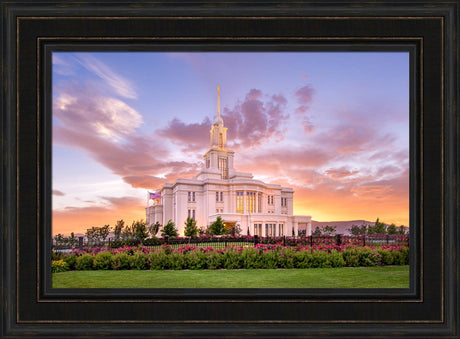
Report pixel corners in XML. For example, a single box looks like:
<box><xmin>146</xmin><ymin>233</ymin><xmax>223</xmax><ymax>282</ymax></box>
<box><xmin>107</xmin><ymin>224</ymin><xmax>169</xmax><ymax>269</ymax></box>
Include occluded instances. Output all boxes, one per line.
<box><xmin>1</xmin><ymin>1</ymin><xmax>458</xmax><ymax>337</ymax></box>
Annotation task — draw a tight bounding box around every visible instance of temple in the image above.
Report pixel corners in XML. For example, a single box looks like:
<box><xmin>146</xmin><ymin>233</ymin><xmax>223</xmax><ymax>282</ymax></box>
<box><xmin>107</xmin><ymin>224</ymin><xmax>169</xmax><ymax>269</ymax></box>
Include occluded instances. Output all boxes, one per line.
<box><xmin>146</xmin><ymin>86</ymin><xmax>312</xmax><ymax>236</ymax></box>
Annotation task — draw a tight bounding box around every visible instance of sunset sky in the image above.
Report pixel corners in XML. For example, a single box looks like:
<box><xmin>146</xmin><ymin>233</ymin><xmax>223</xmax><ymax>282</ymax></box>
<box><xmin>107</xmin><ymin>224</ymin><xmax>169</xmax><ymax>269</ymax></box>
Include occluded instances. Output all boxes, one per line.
<box><xmin>52</xmin><ymin>52</ymin><xmax>409</xmax><ymax>235</ymax></box>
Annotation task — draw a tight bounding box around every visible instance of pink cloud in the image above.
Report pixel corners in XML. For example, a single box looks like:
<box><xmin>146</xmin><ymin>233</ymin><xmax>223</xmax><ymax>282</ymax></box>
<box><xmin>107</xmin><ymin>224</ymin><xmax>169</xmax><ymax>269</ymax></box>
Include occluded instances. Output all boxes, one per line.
<box><xmin>325</xmin><ymin>167</ymin><xmax>359</xmax><ymax>180</ymax></box>
<box><xmin>156</xmin><ymin>88</ymin><xmax>290</xmax><ymax>151</ymax></box>
<box><xmin>52</xmin><ymin>190</ymin><xmax>65</xmax><ymax>196</ymax></box>
<box><xmin>314</xmin><ymin>123</ymin><xmax>397</xmax><ymax>155</ymax></box>
<box><xmin>222</xmin><ymin>89</ymin><xmax>289</xmax><ymax>148</ymax></box>
<box><xmin>157</xmin><ymin>117</ymin><xmax>211</xmax><ymax>151</ymax></box>
<box><xmin>294</xmin><ymin>85</ymin><xmax>315</xmax><ymax>134</ymax></box>
<box><xmin>53</xmin><ymin>84</ymin><xmax>201</xmax><ymax>191</ymax></box>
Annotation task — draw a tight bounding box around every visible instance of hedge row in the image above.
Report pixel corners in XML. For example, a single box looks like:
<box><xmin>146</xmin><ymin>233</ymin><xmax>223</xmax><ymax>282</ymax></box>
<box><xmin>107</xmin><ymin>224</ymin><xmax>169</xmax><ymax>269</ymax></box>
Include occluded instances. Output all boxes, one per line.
<box><xmin>52</xmin><ymin>246</ymin><xmax>409</xmax><ymax>272</ymax></box>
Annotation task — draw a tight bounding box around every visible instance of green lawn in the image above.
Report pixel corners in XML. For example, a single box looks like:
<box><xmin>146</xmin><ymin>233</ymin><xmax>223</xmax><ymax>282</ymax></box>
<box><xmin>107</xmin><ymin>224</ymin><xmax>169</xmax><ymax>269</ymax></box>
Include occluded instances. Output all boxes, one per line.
<box><xmin>53</xmin><ymin>266</ymin><xmax>409</xmax><ymax>288</ymax></box>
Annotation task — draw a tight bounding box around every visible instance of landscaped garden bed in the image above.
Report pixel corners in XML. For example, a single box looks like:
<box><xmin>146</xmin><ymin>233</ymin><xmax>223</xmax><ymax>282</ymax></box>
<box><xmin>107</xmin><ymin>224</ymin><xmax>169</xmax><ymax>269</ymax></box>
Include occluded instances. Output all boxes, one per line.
<box><xmin>52</xmin><ymin>243</ymin><xmax>409</xmax><ymax>272</ymax></box>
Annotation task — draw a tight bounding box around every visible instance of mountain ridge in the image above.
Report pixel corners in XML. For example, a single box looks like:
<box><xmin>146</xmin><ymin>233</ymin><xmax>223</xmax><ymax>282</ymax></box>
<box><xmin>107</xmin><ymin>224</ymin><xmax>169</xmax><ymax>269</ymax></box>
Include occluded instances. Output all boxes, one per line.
<box><xmin>311</xmin><ymin>220</ymin><xmax>408</xmax><ymax>235</ymax></box>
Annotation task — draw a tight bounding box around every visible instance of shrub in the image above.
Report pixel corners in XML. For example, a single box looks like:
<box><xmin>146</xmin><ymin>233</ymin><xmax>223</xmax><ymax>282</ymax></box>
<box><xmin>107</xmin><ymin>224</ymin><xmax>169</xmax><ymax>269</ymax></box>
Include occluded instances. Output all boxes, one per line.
<box><xmin>292</xmin><ymin>250</ymin><xmax>312</xmax><ymax>269</ymax></box>
<box><xmin>206</xmin><ymin>250</ymin><xmax>225</xmax><ymax>269</ymax></box>
<box><xmin>54</xmin><ymin>242</ymin><xmax>409</xmax><ymax>271</ymax></box>
<box><xmin>310</xmin><ymin>250</ymin><xmax>332</xmax><ymax>268</ymax></box>
<box><xmin>52</xmin><ymin>251</ymin><xmax>64</xmax><ymax>261</ymax></box>
<box><xmin>111</xmin><ymin>252</ymin><xmax>132</xmax><ymax>270</ymax></box>
<box><xmin>184</xmin><ymin>250</ymin><xmax>207</xmax><ymax>270</ymax></box>
<box><xmin>393</xmin><ymin>247</ymin><xmax>409</xmax><ymax>265</ymax></box>
<box><xmin>93</xmin><ymin>252</ymin><xmax>113</xmax><ymax>270</ymax></box>
<box><xmin>358</xmin><ymin>247</ymin><xmax>382</xmax><ymax>266</ymax></box>
<box><xmin>131</xmin><ymin>252</ymin><xmax>149</xmax><ymax>270</ymax></box>
<box><xmin>240</xmin><ymin>248</ymin><xmax>261</xmax><ymax>269</ymax></box>
<box><xmin>142</xmin><ymin>237</ymin><xmax>161</xmax><ymax>246</ymax></box>
<box><xmin>149</xmin><ymin>251</ymin><xmax>172</xmax><ymax>270</ymax></box>
<box><xmin>62</xmin><ymin>254</ymin><xmax>78</xmax><ymax>270</ymax></box>
<box><xmin>123</xmin><ymin>239</ymin><xmax>141</xmax><ymax>247</ymax></box>
<box><xmin>342</xmin><ymin>247</ymin><xmax>361</xmax><ymax>267</ymax></box>
<box><xmin>378</xmin><ymin>249</ymin><xmax>395</xmax><ymax>265</ymax></box>
<box><xmin>110</xmin><ymin>240</ymin><xmax>124</xmax><ymax>248</ymax></box>
<box><xmin>327</xmin><ymin>250</ymin><xmax>345</xmax><ymax>268</ymax></box>
<box><xmin>75</xmin><ymin>254</ymin><xmax>94</xmax><ymax>270</ymax></box>
<box><xmin>52</xmin><ymin>260</ymin><xmax>69</xmax><ymax>273</ymax></box>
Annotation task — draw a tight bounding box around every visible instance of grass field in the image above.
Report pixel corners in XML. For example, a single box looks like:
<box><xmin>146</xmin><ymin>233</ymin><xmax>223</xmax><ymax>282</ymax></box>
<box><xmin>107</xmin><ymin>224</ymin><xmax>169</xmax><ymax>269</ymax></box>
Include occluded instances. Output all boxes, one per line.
<box><xmin>53</xmin><ymin>266</ymin><xmax>409</xmax><ymax>288</ymax></box>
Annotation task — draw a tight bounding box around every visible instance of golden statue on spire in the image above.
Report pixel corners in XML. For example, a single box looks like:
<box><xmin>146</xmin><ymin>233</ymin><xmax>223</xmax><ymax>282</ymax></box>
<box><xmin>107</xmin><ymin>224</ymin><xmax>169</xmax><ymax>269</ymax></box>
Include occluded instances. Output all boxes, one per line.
<box><xmin>217</xmin><ymin>84</ymin><xmax>220</xmax><ymax>94</ymax></box>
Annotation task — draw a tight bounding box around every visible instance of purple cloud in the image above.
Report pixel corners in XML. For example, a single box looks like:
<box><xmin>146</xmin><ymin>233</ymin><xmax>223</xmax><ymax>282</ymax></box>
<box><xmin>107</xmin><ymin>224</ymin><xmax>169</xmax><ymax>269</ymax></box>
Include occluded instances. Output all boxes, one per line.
<box><xmin>294</xmin><ymin>85</ymin><xmax>315</xmax><ymax>133</ymax></box>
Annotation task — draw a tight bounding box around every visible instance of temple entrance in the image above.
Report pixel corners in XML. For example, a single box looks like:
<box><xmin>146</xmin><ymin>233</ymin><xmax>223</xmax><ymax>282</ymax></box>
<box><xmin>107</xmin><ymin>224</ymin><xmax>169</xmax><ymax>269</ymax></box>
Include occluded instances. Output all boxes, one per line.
<box><xmin>223</xmin><ymin>222</ymin><xmax>238</xmax><ymax>235</ymax></box>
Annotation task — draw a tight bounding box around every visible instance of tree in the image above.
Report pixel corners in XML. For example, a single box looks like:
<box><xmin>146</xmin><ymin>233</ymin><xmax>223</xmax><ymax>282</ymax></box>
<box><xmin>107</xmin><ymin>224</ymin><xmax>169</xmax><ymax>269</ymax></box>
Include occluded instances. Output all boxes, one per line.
<box><xmin>85</xmin><ymin>227</ymin><xmax>99</xmax><ymax>243</ymax></box>
<box><xmin>322</xmin><ymin>225</ymin><xmax>336</xmax><ymax>236</ymax></box>
<box><xmin>398</xmin><ymin>225</ymin><xmax>407</xmax><ymax>235</ymax></box>
<box><xmin>148</xmin><ymin>221</ymin><xmax>161</xmax><ymax>238</ymax></box>
<box><xmin>133</xmin><ymin>220</ymin><xmax>148</xmax><ymax>243</ymax></box>
<box><xmin>98</xmin><ymin>224</ymin><xmax>111</xmax><ymax>243</ymax></box>
<box><xmin>53</xmin><ymin>233</ymin><xmax>65</xmax><ymax>246</ymax></box>
<box><xmin>161</xmin><ymin>220</ymin><xmax>178</xmax><ymax>237</ymax></box>
<box><xmin>348</xmin><ymin>224</ymin><xmax>368</xmax><ymax>236</ymax></box>
<box><xmin>387</xmin><ymin>223</ymin><xmax>397</xmax><ymax>235</ymax></box>
<box><xmin>113</xmin><ymin>219</ymin><xmax>125</xmax><ymax>240</ymax></box>
<box><xmin>121</xmin><ymin>222</ymin><xmax>135</xmax><ymax>240</ymax></box>
<box><xmin>312</xmin><ymin>225</ymin><xmax>336</xmax><ymax>236</ymax></box>
<box><xmin>209</xmin><ymin>216</ymin><xmax>225</xmax><ymax>235</ymax></box>
<box><xmin>312</xmin><ymin>226</ymin><xmax>322</xmax><ymax>236</ymax></box>
<box><xmin>198</xmin><ymin>226</ymin><xmax>208</xmax><ymax>236</ymax></box>
<box><xmin>69</xmin><ymin>232</ymin><xmax>78</xmax><ymax>247</ymax></box>
<box><xmin>369</xmin><ymin>218</ymin><xmax>387</xmax><ymax>234</ymax></box>
<box><xmin>184</xmin><ymin>217</ymin><xmax>198</xmax><ymax>238</ymax></box>
<box><xmin>225</xmin><ymin>223</ymin><xmax>242</xmax><ymax>236</ymax></box>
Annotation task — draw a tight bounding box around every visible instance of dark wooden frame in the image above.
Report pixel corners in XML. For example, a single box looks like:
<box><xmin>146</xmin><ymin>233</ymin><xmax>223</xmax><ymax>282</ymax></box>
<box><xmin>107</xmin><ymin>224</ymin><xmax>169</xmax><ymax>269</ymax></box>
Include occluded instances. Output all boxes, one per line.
<box><xmin>1</xmin><ymin>1</ymin><xmax>458</xmax><ymax>337</ymax></box>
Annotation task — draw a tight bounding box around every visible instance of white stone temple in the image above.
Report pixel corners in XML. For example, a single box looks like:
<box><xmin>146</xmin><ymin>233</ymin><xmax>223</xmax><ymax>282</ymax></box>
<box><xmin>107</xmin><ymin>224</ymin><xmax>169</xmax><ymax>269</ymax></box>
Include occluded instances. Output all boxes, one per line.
<box><xmin>146</xmin><ymin>86</ymin><xmax>312</xmax><ymax>237</ymax></box>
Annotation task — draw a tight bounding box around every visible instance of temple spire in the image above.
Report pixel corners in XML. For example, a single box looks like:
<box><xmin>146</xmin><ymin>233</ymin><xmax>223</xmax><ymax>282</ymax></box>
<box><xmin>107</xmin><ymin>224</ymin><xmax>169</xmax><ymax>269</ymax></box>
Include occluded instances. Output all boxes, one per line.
<box><xmin>217</xmin><ymin>85</ymin><xmax>221</xmax><ymax>118</ymax></box>
<box><xmin>210</xmin><ymin>85</ymin><xmax>227</xmax><ymax>149</ymax></box>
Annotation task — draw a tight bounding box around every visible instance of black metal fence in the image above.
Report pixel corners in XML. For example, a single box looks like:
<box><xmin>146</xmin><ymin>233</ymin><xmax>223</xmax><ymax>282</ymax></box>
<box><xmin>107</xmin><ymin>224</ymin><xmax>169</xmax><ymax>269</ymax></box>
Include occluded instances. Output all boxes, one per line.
<box><xmin>52</xmin><ymin>234</ymin><xmax>409</xmax><ymax>252</ymax></box>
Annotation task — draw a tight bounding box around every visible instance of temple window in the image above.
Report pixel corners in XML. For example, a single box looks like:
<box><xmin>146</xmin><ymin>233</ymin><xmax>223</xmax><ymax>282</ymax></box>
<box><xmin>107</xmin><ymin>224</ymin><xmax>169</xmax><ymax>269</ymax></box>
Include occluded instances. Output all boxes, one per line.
<box><xmin>236</xmin><ymin>191</ymin><xmax>244</xmax><ymax>214</ymax></box>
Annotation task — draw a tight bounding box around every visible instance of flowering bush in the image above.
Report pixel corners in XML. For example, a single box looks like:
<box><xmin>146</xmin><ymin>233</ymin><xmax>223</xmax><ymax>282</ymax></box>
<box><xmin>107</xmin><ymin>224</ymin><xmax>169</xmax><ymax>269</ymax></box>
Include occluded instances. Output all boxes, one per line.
<box><xmin>75</xmin><ymin>254</ymin><xmax>94</xmax><ymax>270</ymax></box>
<box><xmin>53</xmin><ymin>243</ymin><xmax>409</xmax><ymax>271</ymax></box>
<box><xmin>93</xmin><ymin>252</ymin><xmax>113</xmax><ymax>270</ymax></box>
<box><xmin>52</xmin><ymin>260</ymin><xmax>69</xmax><ymax>273</ymax></box>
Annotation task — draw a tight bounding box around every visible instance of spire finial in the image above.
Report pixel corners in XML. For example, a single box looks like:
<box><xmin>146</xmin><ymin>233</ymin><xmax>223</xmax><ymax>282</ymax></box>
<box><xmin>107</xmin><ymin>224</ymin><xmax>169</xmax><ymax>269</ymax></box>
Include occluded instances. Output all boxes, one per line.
<box><xmin>217</xmin><ymin>84</ymin><xmax>221</xmax><ymax>117</ymax></box>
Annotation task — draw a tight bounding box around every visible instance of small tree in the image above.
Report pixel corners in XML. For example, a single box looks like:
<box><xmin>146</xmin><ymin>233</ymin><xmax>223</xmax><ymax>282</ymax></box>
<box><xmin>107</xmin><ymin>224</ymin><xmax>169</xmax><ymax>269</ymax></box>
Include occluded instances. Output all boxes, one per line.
<box><xmin>85</xmin><ymin>227</ymin><xmax>99</xmax><ymax>243</ymax></box>
<box><xmin>98</xmin><ymin>224</ymin><xmax>111</xmax><ymax>243</ymax></box>
<box><xmin>209</xmin><ymin>216</ymin><xmax>225</xmax><ymax>235</ymax></box>
<box><xmin>68</xmin><ymin>232</ymin><xmax>78</xmax><ymax>247</ymax></box>
<box><xmin>387</xmin><ymin>223</ymin><xmax>397</xmax><ymax>235</ymax></box>
<box><xmin>148</xmin><ymin>221</ymin><xmax>161</xmax><ymax>238</ymax></box>
<box><xmin>184</xmin><ymin>217</ymin><xmax>198</xmax><ymax>238</ymax></box>
<box><xmin>121</xmin><ymin>222</ymin><xmax>135</xmax><ymax>240</ymax></box>
<box><xmin>369</xmin><ymin>218</ymin><xmax>387</xmax><ymax>234</ymax></box>
<box><xmin>198</xmin><ymin>226</ymin><xmax>207</xmax><ymax>236</ymax></box>
<box><xmin>322</xmin><ymin>225</ymin><xmax>336</xmax><ymax>236</ymax></box>
<box><xmin>53</xmin><ymin>233</ymin><xmax>65</xmax><ymax>246</ymax></box>
<box><xmin>113</xmin><ymin>219</ymin><xmax>125</xmax><ymax>240</ymax></box>
<box><xmin>133</xmin><ymin>220</ymin><xmax>148</xmax><ymax>243</ymax></box>
<box><xmin>224</xmin><ymin>223</ymin><xmax>242</xmax><ymax>236</ymax></box>
<box><xmin>312</xmin><ymin>226</ymin><xmax>322</xmax><ymax>236</ymax></box>
<box><xmin>398</xmin><ymin>225</ymin><xmax>407</xmax><ymax>235</ymax></box>
<box><xmin>161</xmin><ymin>220</ymin><xmax>178</xmax><ymax>237</ymax></box>
<box><xmin>348</xmin><ymin>224</ymin><xmax>368</xmax><ymax>236</ymax></box>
